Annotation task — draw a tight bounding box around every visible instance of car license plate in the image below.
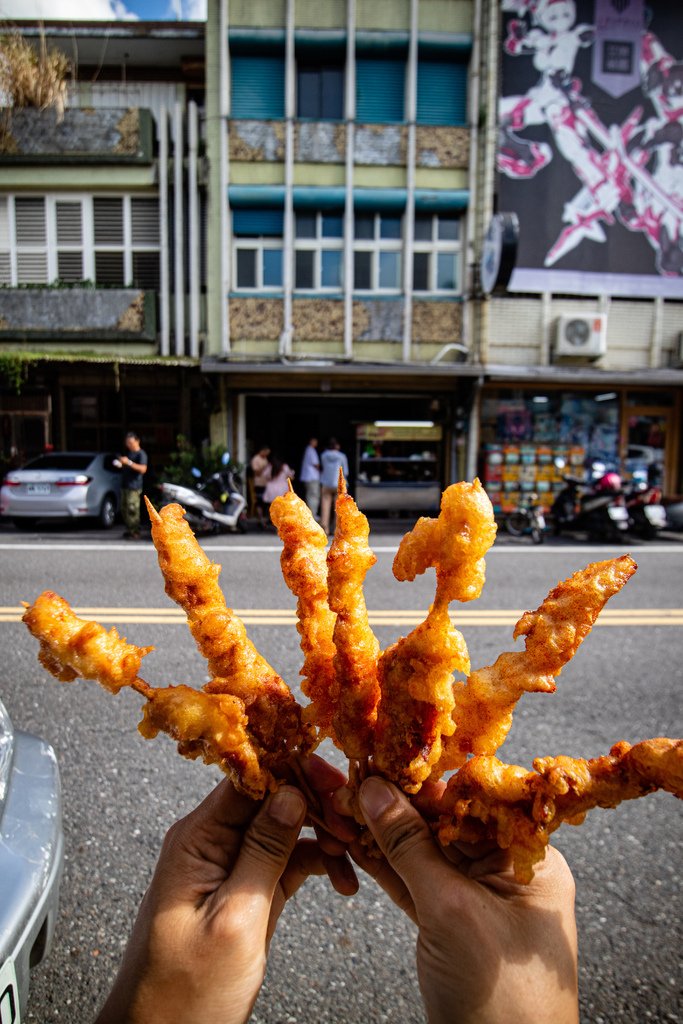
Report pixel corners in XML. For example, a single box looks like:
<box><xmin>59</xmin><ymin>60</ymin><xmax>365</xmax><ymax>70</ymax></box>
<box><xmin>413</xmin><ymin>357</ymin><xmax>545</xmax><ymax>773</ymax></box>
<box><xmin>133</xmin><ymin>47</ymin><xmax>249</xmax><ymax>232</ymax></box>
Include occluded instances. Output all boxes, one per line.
<box><xmin>0</xmin><ymin>958</ymin><xmax>20</xmax><ymax>1024</ymax></box>
<box><xmin>27</xmin><ymin>484</ymin><xmax>50</xmax><ymax>495</ymax></box>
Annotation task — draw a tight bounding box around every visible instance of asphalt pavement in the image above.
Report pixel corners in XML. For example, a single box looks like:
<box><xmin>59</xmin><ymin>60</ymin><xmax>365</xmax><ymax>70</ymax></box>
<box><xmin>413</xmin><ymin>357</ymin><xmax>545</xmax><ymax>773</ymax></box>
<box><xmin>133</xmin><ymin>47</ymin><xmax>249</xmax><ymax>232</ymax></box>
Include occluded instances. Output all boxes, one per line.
<box><xmin>0</xmin><ymin>516</ymin><xmax>681</xmax><ymax>1023</ymax></box>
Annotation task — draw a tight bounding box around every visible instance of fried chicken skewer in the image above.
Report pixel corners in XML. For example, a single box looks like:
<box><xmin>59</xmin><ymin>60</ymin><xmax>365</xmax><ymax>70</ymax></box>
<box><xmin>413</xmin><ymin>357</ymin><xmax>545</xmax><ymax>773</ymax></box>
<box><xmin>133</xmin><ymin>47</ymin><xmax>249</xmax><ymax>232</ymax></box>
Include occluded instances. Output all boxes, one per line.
<box><xmin>268</xmin><ymin>485</ymin><xmax>338</xmax><ymax>738</ymax></box>
<box><xmin>436</xmin><ymin>555</ymin><xmax>638</xmax><ymax>773</ymax></box>
<box><xmin>326</xmin><ymin>472</ymin><xmax>381</xmax><ymax>760</ymax></box>
<box><xmin>22</xmin><ymin>590</ymin><xmax>153</xmax><ymax>693</ymax></box>
<box><xmin>373</xmin><ymin>480</ymin><xmax>497</xmax><ymax>793</ymax></box>
<box><xmin>432</xmin><ymin>738</ymin><xmax>683</xmax><ymax>883</ymax></box>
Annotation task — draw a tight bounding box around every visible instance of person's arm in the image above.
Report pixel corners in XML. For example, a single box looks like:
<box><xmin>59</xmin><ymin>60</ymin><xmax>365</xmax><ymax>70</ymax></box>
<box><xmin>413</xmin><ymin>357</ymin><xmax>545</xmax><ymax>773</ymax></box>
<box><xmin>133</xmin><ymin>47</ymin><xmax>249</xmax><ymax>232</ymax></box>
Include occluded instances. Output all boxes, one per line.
<box><xmin>341</xmin><ymin>777</ymin><xmax>579</xmax><ymax>1024</ymax></box>
<box><xmin>121</xmin><ymin>454</ymin><xmax>147</xmax><ymax>475</ymax></box>
<box><xmin>96</xmin><ymin>773</ymin><xmax>357</xmax><ymax>1024</ymax></box>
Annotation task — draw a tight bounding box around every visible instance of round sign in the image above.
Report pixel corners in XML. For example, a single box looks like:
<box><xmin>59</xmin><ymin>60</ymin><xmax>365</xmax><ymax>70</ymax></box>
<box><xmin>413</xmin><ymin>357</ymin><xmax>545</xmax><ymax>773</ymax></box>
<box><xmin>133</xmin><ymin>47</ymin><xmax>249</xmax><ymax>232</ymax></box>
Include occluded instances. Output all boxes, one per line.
<box><xmin>480</xmin><ymin>212</ymin><xmax>519</xmax><ymax>295</ymax></box>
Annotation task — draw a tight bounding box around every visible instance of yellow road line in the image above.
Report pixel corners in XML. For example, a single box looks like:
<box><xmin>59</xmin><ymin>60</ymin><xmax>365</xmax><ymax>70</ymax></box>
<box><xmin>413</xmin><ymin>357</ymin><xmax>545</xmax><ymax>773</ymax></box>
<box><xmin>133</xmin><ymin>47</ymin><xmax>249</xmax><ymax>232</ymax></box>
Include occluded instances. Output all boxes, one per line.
<box><xmin>3</xmin><ymin>607</ymin><xmax>683</xmax><ymax>627</ymax></box>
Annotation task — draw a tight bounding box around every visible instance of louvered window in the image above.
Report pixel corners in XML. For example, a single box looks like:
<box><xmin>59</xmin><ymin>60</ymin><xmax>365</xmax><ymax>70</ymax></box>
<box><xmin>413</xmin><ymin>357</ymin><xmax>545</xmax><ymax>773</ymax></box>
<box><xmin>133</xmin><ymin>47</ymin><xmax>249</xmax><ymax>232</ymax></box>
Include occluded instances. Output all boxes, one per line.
<box><xmin>416</xmin><ymin>60</ymin><xmax>468</xmax><ymax>126</ymax></box>
<box><xmin>231</xmin><ymin>55</ymin><xmax>285</xmax><ymax>119</ymax></box>
<box><xmin>0</xmin><ymin>194</ymin><xmax>160</xmax><ymax>289</ymax></box>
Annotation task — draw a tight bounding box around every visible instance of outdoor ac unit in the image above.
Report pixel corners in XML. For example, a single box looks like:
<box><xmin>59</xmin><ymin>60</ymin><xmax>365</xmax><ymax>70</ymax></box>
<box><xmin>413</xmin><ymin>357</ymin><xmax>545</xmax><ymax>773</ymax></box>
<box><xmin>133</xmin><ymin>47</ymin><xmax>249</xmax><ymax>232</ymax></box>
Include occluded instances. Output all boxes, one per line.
<box><xmin>672</xmin><ymin>331</ymin><xmax>683</xmax><ymax>368</ymax></box>
<box><xmin>554</xmin><ymin>314</ymin><xmax>607</xmax><ymax>359</ymax></box>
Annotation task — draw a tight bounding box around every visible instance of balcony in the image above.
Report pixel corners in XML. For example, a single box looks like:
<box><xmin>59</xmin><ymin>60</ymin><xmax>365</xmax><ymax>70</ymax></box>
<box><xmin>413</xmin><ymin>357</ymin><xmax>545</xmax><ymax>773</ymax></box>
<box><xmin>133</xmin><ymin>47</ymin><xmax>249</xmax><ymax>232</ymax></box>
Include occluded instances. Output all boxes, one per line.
<box><xmin>0</xmin><ymin>288</ymin><xmax>157</xmax><ymax>350</ymax></box>
<box><xmin>0</xmin><ymin>107</ymin><xmax>154</xmax><ymax>163</ymax></box>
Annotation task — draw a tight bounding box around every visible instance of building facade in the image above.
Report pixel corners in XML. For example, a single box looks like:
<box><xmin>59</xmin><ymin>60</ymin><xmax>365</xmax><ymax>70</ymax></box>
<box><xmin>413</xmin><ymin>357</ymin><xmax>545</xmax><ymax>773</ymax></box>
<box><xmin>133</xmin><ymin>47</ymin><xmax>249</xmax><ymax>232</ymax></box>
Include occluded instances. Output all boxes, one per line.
<box><xmin>1</xmin><ymin>3</ymin><xmax>682</xmax><ymax>513</ymax></box>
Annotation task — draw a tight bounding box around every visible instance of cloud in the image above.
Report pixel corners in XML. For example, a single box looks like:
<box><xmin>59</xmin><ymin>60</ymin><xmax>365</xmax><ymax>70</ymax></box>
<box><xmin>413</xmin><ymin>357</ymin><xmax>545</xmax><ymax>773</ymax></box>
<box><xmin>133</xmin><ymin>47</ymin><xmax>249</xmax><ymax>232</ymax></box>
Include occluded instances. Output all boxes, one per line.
<box><xmin>0</xmin><ymin>0</ymin><xmax>139</xmax><ymax>19</ymax></box>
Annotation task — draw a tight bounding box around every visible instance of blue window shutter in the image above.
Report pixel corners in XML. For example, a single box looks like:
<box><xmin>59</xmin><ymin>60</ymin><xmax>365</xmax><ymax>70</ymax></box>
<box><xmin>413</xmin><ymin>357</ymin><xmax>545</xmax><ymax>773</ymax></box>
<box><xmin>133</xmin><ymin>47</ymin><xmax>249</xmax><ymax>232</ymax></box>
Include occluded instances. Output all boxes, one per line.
<box><xmin>356</xmin><ymin>59</ymin><xmax>405</xmax><ymax>123</ymax></box>
<box><xmin>231</xmin><ymin>56</ymin><xmax>285</xmax><ymax>118</ymax></box>
<box><xmin>233</xmin><ymin>209</ymin><xmax>284</xmax><ymax>236</ymax></box>
<box><xmin>417</xmin><ymin>60</ymin><xmax>467</xmax><ymax>125</ymax></box>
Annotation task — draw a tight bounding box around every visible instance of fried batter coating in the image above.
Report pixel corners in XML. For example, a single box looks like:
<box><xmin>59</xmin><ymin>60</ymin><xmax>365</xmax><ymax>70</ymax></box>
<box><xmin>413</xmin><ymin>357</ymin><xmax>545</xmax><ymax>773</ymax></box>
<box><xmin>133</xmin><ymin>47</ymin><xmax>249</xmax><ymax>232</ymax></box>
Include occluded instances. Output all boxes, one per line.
<box><xmin>269</xmin><ymin>487</ymin><xmax>338</xmax><ymax>737</ymax></box>
<box><xmin>434</xmin><ymin>738</ymin><xmax>683</xmax><ymax>883</ymax></box>
<box><xmin>22</xmin><ymin>590</ymin><xmax>152</xmax><ymax>693</ymax></box>
<box><xmin>138</xmin><ymin>684</ymin><xmax>268</xmax><ymax>799</ymax></box>
<box><xmin>437</xmin><ymin>556</ymin><xmax>638</xmax><ymax>773</ymax></box>
<box><xmin>373</xmin><ymin>481</ymin><xmax>497</xmax><ymax>793</ymax></box>
<box><xmin>327</xmin><ymin>474</ymin><xmax>381</xmax><ymax>759</ymax></box>
<box><xmin>393</xmin><ymin>477</ymin><xmax>498</xmax><ymax>605</ymax></box>
<box><xmin>146</xmin><ymin>499</ymin><xmax>313</xmax><ymax>769</ymax></box>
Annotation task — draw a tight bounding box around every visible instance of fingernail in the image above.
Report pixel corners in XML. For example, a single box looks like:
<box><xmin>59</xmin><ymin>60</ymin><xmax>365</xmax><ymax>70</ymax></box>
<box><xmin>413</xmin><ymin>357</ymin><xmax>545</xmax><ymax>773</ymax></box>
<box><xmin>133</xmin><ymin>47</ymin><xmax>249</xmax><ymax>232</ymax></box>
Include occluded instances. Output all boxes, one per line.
<box><xmin>268</xmin><ymin>788</ymin><xmax>305</xmax><ymax>827</ymax></box>
<box><xmin>360</xmin><ymin>777</ymin><xmax>396</xmax><ymax>820</ymax></box>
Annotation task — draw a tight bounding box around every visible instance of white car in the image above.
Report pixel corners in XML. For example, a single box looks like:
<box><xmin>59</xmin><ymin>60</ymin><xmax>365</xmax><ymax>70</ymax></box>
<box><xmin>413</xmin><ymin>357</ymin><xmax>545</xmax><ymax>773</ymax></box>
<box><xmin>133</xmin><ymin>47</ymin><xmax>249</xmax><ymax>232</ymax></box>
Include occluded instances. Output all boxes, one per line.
<box><xmin>0</xmin><ymin>451</ymin><xmax>122</xmax><ymax>529</ymax></box>
<box><xmin>0</xmin><ymin>696</ymin><xmax>63</xmax><ymax>1020</ymax></box>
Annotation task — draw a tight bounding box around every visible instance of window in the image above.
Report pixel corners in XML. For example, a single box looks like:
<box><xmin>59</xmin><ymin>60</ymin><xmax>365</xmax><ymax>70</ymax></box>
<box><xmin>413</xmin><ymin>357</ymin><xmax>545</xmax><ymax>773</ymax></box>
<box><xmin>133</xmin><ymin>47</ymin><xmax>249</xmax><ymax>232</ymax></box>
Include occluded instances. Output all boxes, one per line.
<box><xmin>294</xmin><ymin>211</ymin><xmax>344</xmax><ymax>290</ymax></box>
<box><xmin>0</xmin><ymin>194</ymin><xmax>160</xmax><ymax>288</ymax></box>
<box><xmin>416</xmin><ymin>60</ymin><xmax>468</xmax><ymax>126</ymax></box>
<box><xmin>412</xmin><ymin>214</ymin><xmax>462</xmax><ymax>293</ymax></box>
<box><xmin>356</xmin><ymin>59</ymin><xmax>405</xmax><ymax>123</ymax></box>
<box><xmin>232</xmin><ymin>208</ymin><xmax>284</xmax><ymax>291</ymax></box>
<box><xmin>354</xmin><ymin>213</ymin><xmax>402</xmax><ymax>292</ymax></box>
<box><xmin>231</xmin><ymin>55</ymin><xmax>285</xmax><ymax>119</ymax></box>
<box><xmin>297</xmin><ymin>63</ymin><xmax>344</xmax><ymax>119</ymax></box>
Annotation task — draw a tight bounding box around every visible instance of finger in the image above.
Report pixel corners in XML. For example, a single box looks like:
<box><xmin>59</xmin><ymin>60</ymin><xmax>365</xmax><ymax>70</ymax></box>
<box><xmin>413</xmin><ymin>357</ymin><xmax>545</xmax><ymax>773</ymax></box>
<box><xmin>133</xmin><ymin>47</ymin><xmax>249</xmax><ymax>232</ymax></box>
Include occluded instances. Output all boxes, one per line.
<box><xmin>359</xmin><ymin>777</ymin><xmax>453</xmax><ymax>907</ymax></box>
<box><xmin>227</xmin><ymin>786</ymin><xmax>307</xmax><ymax>900</ymax></box>
<box><xmin>301</xmin><ymin>753</ymin><xmax>349</xmax><ymax>792</ymax></box>
<box><xmin>349</xmin><ymin>840</ymin><xmax>417</xmax><ymax>924</ymax></box>
<box><xmin>312</xmin><ymin>820</ymin><xmax>349</xmax><ymax>858</ymax></box>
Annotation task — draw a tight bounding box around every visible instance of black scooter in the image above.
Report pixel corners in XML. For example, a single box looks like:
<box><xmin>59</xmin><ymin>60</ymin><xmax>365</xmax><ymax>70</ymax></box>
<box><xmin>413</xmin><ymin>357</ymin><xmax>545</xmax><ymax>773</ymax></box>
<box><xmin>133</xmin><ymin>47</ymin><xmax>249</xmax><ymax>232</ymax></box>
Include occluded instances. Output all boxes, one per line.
<box><xmin>550</xmin><ymin>460</ymin><xmax>629</xmax><ymax>541</ymax></box>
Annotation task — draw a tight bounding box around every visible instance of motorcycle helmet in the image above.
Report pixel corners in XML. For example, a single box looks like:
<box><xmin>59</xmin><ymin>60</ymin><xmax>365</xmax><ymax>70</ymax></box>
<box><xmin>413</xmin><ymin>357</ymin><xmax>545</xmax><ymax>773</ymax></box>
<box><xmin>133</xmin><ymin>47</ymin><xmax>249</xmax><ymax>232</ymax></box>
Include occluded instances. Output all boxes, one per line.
<box><xmin>594</xmin><ymin>471</ymin><xmax>622</xmax><ymax>492</ymax></box>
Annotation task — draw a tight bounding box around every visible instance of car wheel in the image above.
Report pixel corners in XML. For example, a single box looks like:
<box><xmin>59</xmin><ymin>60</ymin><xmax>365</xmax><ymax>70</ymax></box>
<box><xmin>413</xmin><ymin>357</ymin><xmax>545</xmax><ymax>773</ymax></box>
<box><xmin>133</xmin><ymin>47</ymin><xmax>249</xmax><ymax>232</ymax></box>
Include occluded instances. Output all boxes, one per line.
<box><xmin>13</xmin><ymin>517</ymin><xmax>38</xmax><ymax>530</ymax></box>
<box><xmin>99</xmin><ymin>494</ymin><xmax>117</xmax><ymax>529</ymax></box>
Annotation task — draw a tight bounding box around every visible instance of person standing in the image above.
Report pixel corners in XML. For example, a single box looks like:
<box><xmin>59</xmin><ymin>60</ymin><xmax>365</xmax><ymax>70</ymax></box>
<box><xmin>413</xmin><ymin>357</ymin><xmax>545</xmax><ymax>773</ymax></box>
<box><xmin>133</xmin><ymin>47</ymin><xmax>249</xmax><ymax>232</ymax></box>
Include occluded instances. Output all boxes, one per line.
<box><xmin>249</xmin><ymin>445</ymin><xmax>272</xmax><ymax>529</ymax></box>
<box><xmin>118</xmin><ymin>431</ymin><xmax>148</xmax><ymax>540</ymax></box>
<box><xmin>320</xmin><ymin>437</ymin><xmax>349</xmax><ymax>536</ymax></box>
<box><xmin>262</xmin><ymin>455</ymin><xmax>295</xmax><ymax>524</ymax></box>
<box><xmin>299</xmin><ymin>437</ymin><xmax>321</xmax><ymax>518</ymax></box>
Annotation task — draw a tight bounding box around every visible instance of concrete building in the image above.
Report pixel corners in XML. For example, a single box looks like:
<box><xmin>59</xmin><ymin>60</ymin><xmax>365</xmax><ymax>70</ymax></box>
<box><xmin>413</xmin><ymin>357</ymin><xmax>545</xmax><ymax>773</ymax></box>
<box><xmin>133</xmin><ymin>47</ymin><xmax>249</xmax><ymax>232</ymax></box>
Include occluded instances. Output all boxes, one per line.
<box><xmin>1</xmin><ymin>3</ymin><xmax>682</xmax><ymax>513</ymax></box>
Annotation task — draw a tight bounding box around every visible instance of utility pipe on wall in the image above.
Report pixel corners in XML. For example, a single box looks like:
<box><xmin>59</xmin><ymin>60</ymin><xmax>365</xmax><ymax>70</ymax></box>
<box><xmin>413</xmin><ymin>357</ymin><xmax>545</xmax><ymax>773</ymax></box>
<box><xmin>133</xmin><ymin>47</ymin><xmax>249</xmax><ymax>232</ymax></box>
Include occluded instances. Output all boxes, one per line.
<box><xmin>173</xmin><ymin>100</ymin><xmax>185</xmax><ymax>356</ymax></box>
<box><xmin>188</xmin><ymin>100</ymin><xmax>200</xmax><ymax>359</ymax></box>
<box><xmin>157</xmin><ymin>105</ymin><xmax>170</xmax><ymax>357</ymax></box>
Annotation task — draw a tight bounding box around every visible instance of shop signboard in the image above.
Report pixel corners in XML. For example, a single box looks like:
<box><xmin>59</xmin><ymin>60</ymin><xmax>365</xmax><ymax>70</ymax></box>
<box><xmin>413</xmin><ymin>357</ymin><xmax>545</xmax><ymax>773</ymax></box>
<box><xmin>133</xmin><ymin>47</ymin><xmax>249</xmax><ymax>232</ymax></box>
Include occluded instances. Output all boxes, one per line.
<box><xmin>497</xmin><ymin>0</ymin><xmax>682</xmax><ymax>298</ymax></box>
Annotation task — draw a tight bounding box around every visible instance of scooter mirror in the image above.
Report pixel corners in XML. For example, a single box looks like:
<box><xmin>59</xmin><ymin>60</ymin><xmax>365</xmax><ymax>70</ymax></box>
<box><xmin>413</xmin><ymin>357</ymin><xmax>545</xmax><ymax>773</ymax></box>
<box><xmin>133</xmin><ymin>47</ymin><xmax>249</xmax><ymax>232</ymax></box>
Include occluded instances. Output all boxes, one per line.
<box><xmin>221</xmin><ymin>452</ymin><xmax>231</xmax><ymax>466</ymax></box>
<box><xmin>191</xmin><ymin>466</ymin><xmax>202</xmax><ymax>478</ymax></box>
<box><xmin>554</xmin><ymin>456</ymin><xmax>566</xmax><ymax>469</ymax></box>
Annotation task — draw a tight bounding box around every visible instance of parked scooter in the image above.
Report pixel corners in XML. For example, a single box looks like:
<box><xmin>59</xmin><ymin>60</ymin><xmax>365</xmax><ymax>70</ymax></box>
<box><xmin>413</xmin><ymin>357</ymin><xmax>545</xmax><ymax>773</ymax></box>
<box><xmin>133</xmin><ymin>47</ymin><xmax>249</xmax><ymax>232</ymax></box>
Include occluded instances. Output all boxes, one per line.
<box><xmin>157</xmin><ymin>453</ymin><xmax>248</xmax><ymax>534</ymax></box>
<box><xmin>505</xmin><ymin>491</ymin><xmax>546</xmax><ymax>544</ymax></box>
<box><xmin>550</xmin><ymin>459</ymin><xmax>629</xmax><ymax>541</ymax></box>
<box><xmin>624</xmin><ymin>478</ymin><xmax>668</xmax><ymax>539</ymax></box>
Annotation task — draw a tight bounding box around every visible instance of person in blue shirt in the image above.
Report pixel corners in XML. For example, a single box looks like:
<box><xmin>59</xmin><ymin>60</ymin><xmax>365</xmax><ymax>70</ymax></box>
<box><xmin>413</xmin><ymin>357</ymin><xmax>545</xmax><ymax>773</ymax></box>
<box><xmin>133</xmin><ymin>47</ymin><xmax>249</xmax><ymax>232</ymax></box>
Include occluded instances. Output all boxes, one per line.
<box><xmin>320</xmin><ymin>437</ymin><xmax>349</xmax><ymax>536</ymax></box>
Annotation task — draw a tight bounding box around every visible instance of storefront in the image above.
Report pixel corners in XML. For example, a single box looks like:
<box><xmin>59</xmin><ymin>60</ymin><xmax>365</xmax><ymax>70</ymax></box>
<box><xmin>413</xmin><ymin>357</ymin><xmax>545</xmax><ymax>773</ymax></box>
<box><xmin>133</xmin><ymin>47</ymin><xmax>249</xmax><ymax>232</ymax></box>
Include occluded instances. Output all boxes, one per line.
<box><xmin>479</xmin><ymin>383</ymin><xmax>681</xmax><ymax>514</ymax></box>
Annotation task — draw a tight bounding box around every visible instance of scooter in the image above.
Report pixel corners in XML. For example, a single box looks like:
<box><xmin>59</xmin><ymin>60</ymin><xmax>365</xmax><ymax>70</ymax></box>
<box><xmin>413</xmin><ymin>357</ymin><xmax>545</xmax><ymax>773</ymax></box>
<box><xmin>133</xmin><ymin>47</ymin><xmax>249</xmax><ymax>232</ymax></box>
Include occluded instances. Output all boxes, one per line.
<box><xmin>624</xmin><ymin>479</ymin><xmax>668</xmax><ymax>539</ymax></box>
<box><xmin>505</xmin><ymin>491</ymin><xmax>546</xmax><ymax>544</ymax></box>
<box><xmin>550</xmin><ymin>459</ymin><xmax>629</xmax><ymax>542</ymax></box>
<box><xmin>157</xmin><ymin>453</ymin><xmax>248</xmax><ymax>534</ymax></box>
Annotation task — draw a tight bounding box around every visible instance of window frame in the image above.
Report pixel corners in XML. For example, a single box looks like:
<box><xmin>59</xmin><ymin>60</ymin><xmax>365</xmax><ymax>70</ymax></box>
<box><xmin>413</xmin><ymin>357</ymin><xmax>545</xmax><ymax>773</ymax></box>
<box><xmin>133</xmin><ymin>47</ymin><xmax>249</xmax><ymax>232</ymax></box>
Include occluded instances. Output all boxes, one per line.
<box><xmin>296</xmin><ymin>61</ymin><xmax>345</xmax><ymax>121</ymax></box>
<box><xmin>232</xmin><ymin>236</ymin><xmax>284</xmax><ymax>292</ymax></box>
<box><xmin>0</xmin><ymin>193</ymin><xmax>160</xmax><ymax>289</ymax></box>
<box><xmin>411</xmin><ymin>213</ymin><xmax>462</xmax><ymax>295</ymax></box>
<box><xmin>293</xmin><ymin>211</ymin><xmax>344</xmax><ymax>293</ymax></box>
<box><xmin>353</xmin><ymin>213</ymin><xmax>403</xmax><ymax>294</ymax></box>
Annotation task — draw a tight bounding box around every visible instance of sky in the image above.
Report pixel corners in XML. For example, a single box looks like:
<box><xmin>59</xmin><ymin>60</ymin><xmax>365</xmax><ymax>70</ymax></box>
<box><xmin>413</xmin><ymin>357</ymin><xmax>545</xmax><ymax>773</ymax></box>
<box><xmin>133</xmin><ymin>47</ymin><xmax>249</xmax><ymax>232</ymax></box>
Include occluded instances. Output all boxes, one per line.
<box><xmin>0</xmin><ymin>0</ymin><xmax>206</xmax><ymax>20</ymax></box>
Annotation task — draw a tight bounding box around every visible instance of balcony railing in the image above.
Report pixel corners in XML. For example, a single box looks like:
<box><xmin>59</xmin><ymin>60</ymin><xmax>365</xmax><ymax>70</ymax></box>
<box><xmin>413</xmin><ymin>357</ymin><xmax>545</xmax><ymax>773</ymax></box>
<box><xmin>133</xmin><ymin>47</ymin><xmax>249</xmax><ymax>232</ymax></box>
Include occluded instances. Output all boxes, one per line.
<box><xmin>0</xmin><ymin>287</ymin><xmax>156</xmax><ymax>342</ymax></box>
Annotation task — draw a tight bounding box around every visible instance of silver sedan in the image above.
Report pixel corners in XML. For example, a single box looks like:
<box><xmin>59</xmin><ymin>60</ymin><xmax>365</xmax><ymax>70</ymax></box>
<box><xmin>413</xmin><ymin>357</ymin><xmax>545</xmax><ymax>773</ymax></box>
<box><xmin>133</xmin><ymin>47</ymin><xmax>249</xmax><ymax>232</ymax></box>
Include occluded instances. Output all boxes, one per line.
<box><xmin>0</xmin><ymin>452</ymin><xmax>122</xmax><ymax>529</ymax></box>
<box><xmin>0</xmin><ymin>697</ymin><xmax>64</xmax><ymax>1019</ymax></box>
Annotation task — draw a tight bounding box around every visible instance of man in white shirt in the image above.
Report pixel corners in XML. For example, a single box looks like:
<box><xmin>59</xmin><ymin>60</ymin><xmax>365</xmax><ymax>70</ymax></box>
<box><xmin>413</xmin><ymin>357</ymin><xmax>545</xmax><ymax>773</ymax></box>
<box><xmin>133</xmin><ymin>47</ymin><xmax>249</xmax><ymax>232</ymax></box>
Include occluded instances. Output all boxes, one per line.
<box><xmin>299</xmin><ymin>437</ymin><xmax>321</xmax><ymax>518</ymax></box>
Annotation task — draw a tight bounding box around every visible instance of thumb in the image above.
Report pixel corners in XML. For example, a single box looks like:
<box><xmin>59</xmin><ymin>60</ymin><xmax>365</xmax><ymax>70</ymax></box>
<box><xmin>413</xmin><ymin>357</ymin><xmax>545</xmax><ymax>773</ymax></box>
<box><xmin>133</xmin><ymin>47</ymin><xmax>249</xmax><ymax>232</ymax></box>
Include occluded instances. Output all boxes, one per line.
<box><xmin>360</xmin><ymin>777</ymin><xmax>451</xmax><ymax>901</ymax></box>
<box><xmin>229</xmin><ymin>786</ymin><xmax>307</xmax><ymax>895</ymax></box>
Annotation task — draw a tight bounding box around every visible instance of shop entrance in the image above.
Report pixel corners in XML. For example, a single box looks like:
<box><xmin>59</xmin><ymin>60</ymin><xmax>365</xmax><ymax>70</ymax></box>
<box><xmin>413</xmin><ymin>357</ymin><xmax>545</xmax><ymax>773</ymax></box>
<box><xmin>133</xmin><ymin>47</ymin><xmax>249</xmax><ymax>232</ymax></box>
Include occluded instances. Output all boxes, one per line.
<box><xmin>243</xmin><ymin>391</ymin><xmax>453</xmax><ymax>496</ymax></box>
<box><xmin>622</xmin><ymin>395</ymin><xmax>678</xmax><ymax>492</ymax></box>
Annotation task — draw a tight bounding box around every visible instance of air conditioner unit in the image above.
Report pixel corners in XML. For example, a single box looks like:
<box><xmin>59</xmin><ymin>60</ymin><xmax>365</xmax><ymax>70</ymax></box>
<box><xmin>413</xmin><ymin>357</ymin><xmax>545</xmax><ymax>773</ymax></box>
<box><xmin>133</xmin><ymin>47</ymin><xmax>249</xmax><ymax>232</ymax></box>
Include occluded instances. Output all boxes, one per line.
<box><xmin>554</xmin><ymin>314</ymin><xmax>607</xmax><ymax>359</ymax></box>
<box><xmin>672</xmin><ymin>331</ymin><xmax>683</xmax><ymax>368</ymax></box>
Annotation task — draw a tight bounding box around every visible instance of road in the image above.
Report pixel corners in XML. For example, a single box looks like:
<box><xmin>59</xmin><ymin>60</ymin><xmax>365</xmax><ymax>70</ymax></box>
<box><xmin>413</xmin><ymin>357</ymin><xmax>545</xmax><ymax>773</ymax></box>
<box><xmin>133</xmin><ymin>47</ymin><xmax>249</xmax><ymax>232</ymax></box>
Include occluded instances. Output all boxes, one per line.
<box><xmin>0</xmin><ymin>521</ymin><xmax>681</xmax><ymax>1024</ymax></box>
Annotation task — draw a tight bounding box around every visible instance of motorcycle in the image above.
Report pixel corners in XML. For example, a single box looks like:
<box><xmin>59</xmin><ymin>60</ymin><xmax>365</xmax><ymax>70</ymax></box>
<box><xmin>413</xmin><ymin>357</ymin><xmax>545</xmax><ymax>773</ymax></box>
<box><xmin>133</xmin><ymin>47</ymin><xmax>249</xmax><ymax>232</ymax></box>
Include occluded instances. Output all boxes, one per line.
<box><xmin>505</xmin><ymin>491</ymin><xmax>546</xmax><ymax>544</ymax></box>
<box><xmin>550</xmin><ymin>459</ymin><xmax>629</xmax><ymax>542</ymax></box>
<box><xmin>157</xmin><ymin>453</ymin><xmax>248</xmax><ymax>534</ymax></box>
<box><xmin>624</xmin><ymin>479</ymin><xmax>668</xmax><ymax>539</ymax></box>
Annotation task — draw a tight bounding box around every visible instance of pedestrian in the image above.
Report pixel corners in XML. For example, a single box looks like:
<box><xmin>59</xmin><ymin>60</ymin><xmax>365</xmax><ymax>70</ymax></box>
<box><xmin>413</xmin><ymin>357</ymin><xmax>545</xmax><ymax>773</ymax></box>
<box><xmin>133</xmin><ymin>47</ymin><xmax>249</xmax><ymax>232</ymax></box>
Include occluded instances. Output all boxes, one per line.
<box><xmin>117</xmin><ymin>431</ymin><xmax>148</xmax><ymax>540</ymax></box>
<box><xmin>320</xmin><ymin>437</ymin><xmax>349</xmax><ymax>536</ymax></box>
<box><xmin>249</xmin><ymin>445</ymin><xmax>272</xmax><ymax>529</ymax></box>
<box><xmin>299</xmin><ymin>436</ymin><xmax>321</xmax><ymax>518</ymax></box>
<box><xmin>95</xmin><ymin>755</ymin><xmax>579</xmax><ymax>1024</ymax></box>
<box><xmin>263</xmin><ymin>454</ymin><xmax>295</xmax><ymax>523</ymax></box>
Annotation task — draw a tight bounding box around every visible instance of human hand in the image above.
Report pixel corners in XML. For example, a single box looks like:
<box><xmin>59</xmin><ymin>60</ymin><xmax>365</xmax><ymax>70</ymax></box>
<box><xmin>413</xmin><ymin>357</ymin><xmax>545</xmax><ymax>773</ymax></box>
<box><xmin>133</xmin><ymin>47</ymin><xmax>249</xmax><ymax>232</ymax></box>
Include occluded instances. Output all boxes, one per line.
<box><xmin>346</xmin><ymin>776</ymin><xmax>579</xmax><ymax>1024</ymax></box>
<box><xmin>95</xmin><ymin>774</ymin><xmax>356</xmax><ymax>1024</ymax></box>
